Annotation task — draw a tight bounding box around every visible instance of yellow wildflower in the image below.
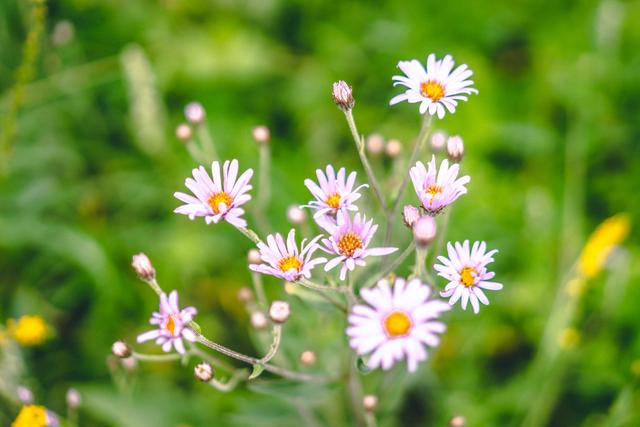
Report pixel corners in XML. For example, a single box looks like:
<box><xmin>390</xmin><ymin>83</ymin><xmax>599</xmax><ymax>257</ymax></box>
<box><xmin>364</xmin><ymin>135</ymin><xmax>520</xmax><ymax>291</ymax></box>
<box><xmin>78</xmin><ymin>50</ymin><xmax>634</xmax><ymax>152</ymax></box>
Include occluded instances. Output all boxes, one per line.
<box><xmin>558</xmin><ymin>328</ymin><xmax>580</xmax><ymax>350</ymax></box>
<box><xmin>577</xmin><ymin>214</ymin><xmax>630</xmax><ymax>279</ymax></box>
<box><xmin>12</xmin><ymin>405</ymin><xmax>47</xmax><ymax>427</ymax></box>
<box><xmin>7</xmin><ymin>315</ymin><xmax>50</xmax><ymax>346</ymax></box>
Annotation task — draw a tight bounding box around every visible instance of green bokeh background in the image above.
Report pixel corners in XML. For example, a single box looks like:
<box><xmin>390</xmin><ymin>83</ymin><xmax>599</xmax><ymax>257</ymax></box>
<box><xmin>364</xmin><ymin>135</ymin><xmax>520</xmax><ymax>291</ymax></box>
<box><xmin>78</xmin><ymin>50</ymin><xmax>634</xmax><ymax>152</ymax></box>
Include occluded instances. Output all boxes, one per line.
<box><xmin>1</xmin><ymin>0</ymin><xmax>639</xmax><ymax>426</ymax></box>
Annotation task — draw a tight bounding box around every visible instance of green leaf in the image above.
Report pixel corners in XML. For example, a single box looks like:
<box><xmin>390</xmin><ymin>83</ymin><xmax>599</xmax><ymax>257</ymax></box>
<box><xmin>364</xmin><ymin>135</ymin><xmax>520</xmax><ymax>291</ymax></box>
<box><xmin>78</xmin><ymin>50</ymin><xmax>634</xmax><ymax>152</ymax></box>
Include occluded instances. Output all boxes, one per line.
<box><xmin>249</xmin><ymin>364</ymin><xmax>265</xmax><ymax>380</ymax></box>
<box><xmin>356</xmin><ymin>357</ymin><xmax>373</xmax><ymax>375</ymax></box>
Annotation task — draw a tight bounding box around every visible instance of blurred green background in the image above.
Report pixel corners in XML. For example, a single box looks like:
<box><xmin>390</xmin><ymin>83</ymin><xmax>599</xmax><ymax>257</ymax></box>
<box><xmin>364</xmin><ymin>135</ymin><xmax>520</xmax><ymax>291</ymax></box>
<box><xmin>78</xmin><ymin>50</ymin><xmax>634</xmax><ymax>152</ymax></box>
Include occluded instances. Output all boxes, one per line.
<box><xmin>1</xmin><ymin>0</ymin><xmax>639</xmax><ymax>426</ymax></box>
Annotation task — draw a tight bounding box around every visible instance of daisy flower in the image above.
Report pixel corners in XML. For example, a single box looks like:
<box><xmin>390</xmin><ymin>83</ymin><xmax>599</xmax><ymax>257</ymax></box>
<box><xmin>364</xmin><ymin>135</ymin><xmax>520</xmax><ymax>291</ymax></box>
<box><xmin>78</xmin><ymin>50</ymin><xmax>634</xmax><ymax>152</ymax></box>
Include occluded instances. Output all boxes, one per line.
<box><xmin>321</xmin><ymin>211</ymin><xmax>397</xmax><ymax>280</ymax></box>
<box><xmin>434</xmin><ymin>241</ymin><xmax>503</xmax><ymax>314</ymax></box>
<box><xmin>347</xmin><ymin>277</ymin><xmax>450</xmax><ymax>372</ymax></box>
<box><xmin>302</xmin><ymin>165</ymin><xmax>368</xmax><ymax>222</ymax></box>
<box><xmin>249</xmin><ymin>229</ymin><xmax>327</xmax><ymax>281</ymax></box>
<box><xmin>137</xmin><ymin>290</ymin><xmax>197</xmax><ymax>354</ymax></box>
<box><xmin>174</xmin><ymin>159</ymin><xmax>253</xmax><ymax>228</ymax></box>
<box><xmin>410</xmin><ymin>155</ymin><xmax>470</xmax><ymax>215</ymax></box>
<box><xmin>390</xmin><ymin>53</ymin><xmax>478</xmax><ymax>118</ymax></box>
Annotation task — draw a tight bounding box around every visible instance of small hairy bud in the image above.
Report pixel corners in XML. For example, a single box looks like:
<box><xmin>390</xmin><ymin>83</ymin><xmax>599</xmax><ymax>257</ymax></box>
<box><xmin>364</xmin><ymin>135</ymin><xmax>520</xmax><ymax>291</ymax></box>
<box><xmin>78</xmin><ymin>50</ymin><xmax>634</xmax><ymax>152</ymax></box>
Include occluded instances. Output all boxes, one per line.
<box><xmin>300</xmin><ymin>350</ymin><xmax>317</xmax><ymax>366</ymax></box>
<box><xmin>447</xmin><ymin>135</ymin><xmax>464</xmax><ymax>162</ymax></box>
<box><xmin>363</xmin><ymin>395</ymin><xmax>378</xmax><ymax>412</ymax></box>
<box><xmin>194</xmin><ymin>362</ymin><xmax>214</xmax><ymax>382</ymax></box>
<box><xmin>111</xmin><ymin>340</ymin><xmax>132</xmax><ymax>358</ymax></box>
<box><xmin>251</xmin><ymin>311</ymin><xmax>269</xmax><ymax>330</ymax></box>
<box><xmin>287</xmin><ymin>205</ymin><xmax>307</xmax><ymax>225</ymax></box>
<box><xmin>449</xmin><ymin>415</ymin><xmax>466</xmax><ymax>427</ymax></box>
<box><xmin>175</xmin><ymin>123</ymin><xmax>192</xmax><ymax>142</ymax></box>
<box><xmin>402</xmin><ymin>205</ymin><xmax>421</xmax><ymax>228</ymax></box>
<box><xmin>16</xmin><ymin>386</ymin><xmax>33</xmax><ymax>404</ymax></box>
<box><xmin>132</xmin><ymin>253</ymin><xmax>155</xmax><ymax>281</ymax></box>
<box><xmin>252</xmin><ymin>125</ymin><xmax>270</xmax><ymax>144</ymax></box>
<box><xmin>66</xmin><ymin>388</ymin><xmax>81</xmax><ymax>409</ymax></box>
<box><xmin>184</xmin><ymin>102</ymin><xmax>206</xmax><ymax>124</ymax></box>
<box><xmin>413</xmin><ymin>216</ymin><xmax>437</xmax><ymax>246</ymax></box>
<box><xmin>247</xmin><ymin>249</ymin><xmax>262</xmax><ymax>265</ymax></box>
<box><xmin>366</xmin><ymin>133</ymin><xmax>385</xmax><ymax>155</ymax></box>
<box><xmin>385</xmin><ymin>139</ymin><xmax>402</xmax><ymax>158</ymax></box>
<box><xmin>237</xmin><ymin>287</ymin><xmax>253</xmax><ymax>303</ymax></box>
<box><xmin>269</xmin><ymin>300</ymin><xmax>290</xmax><ymax>324</ymax></box>
<box><xmin>332</xmin><ymin>80</ymin><xmax>355</xmax><ymax>111</ymax></box>
<box><xmin>431</xmin><ymin>130</ymin><xmax>447</xmax><ymax>150</ymax></box>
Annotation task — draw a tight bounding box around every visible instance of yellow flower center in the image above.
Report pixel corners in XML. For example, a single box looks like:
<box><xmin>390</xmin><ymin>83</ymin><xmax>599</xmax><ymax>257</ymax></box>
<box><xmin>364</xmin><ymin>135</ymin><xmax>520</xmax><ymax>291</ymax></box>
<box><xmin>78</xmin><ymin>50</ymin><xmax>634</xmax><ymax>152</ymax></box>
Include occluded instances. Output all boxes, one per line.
<box><xmin>337</xmin><ymin>232</ymin><xmax>363</xmax><ymax>257</ymax></box>
<box><xmin>12</xmin><ymin>405</ymin><xmax>48</xmax><ymax>427</ymax></box>
<box><xmin>425</xmin><ymin>184</ymin><xmax>443</xmax><ymax>197</ymax></box>
<box><xmin>460</xmin><ymin>266</ymin><xmax>477</xmax><ymax>287</ymax></box>
<box><xmin>383</xmin><ymin>311</ymin><xmax>412</xmax><ymax>338</ymax></box>
<box><xmin>166</xmin><ymin>315</ymin><xmax>177</xmax><ymax>336</ymax></box>
<box><xmin>326</xmin><ymin>193</ymin><xmax>341</xmax><ymax>209</ymax></box>
<box><xmin>278</xmin><ymin>255</ymin><xmax>302</xmax><ymax>272</ymax></box>
<box><xmin>207</xmin><ymin>191</ymin><xmax>233</xmax><ymax>214</ymax></box>
<box><xmin>420</xmin><ymin>80</ymin><xmax>445</xmax><ymax>102</ymax></box>
<box><xmin>8</xmin><ymin>315</ymin><xmax>48</xmax><ymax>346</ymax></box>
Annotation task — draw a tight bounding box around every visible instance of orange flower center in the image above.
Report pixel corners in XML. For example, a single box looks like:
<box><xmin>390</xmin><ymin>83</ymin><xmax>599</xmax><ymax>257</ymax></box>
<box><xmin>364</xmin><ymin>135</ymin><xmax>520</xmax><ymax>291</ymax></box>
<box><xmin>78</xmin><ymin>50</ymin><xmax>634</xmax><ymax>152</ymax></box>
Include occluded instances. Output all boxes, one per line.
<box><xmin>166</xmin><ymin>315</ymin><xmax>177</xmax><ymax>336</ymax></box>
<box><xmin>460</xmin><ymin>266</ymin><xmax>477</xmax><ymax>287</ymax></box>
<box><xmin>420</xmin><ymin>80</ymin><xmax>445</xmax><ymax>102</ymax></box>
<box><xmin>337</xmin><ymin>232</ymin><xmax>363</xmax><ymax>257</ymax></box>
<box><xmin>326</xmin><ymin>193</ymin><xmax>341</xmax><ymax>209</ymax></box>
<box><xmin>383</xmin><ymin>311</ymin><xmax>412</xmax><ymax>337</ymax></box>
<box><xmin>207</xmin><ymin>192</ymin><xmax>233</xmax><ymax>214</ymax></box>
<box><xmin>425</xmin><ymin>184</ymin><xmax>443</xmax><ymax>197</ymax></box>
<box><xmin>278</xmin><ymin>255</ymin><xmax>302</xmax><ymax>272</ymax></box>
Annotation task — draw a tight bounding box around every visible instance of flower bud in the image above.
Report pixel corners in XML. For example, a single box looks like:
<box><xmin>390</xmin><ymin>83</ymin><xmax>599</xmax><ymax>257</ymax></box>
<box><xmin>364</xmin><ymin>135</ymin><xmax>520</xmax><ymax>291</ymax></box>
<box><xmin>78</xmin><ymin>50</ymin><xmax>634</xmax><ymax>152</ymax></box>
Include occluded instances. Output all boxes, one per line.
<box><xmin>287</xmin><ymin>205</ymin><xmax>307</xmax><ymax>225</ymax></box>
<box><xmin>111</xmin><ymin>340</ymin><xmax>132</xmax><ymax>358</ymax></box>
<box><xmin>184</xmin><ymin>102</ymin><xmax>206</xmax><ymax>124</ymax></box>
<box><xmin>250</xmin><ymin>311</ymin><xmax>269</xmax><ymax>330</ymax></box>
<box><xmin>132</xmin><ymin>253</ymin><xmax>155</xmax><ymax>281</ymax></box>
<box><xmin>16</xmin><ymin>386</ymin><xmax>33</xmax><ymax>404</ymax></box>
<box><xmin>175</xmin><ymin>123</ymin><xmax>192</xmax><ymax>142</ymax></box>
<box><xmin>300</xmin><ymin>350</ymin><xmax>317</xmax><ymax>366</ymax></box>
<box><xmin>447</xmin><ymin>135</ymin><xmax>464</xmax><ymax>162</ymax></box>
<box><xmin>431</xmin><ymin>130</ymin><xmax>447</xmax><ymax>150</ymax></box>
<box><xmin>413</xmin><ymin>216</ymin><xmax>437</xmax><ymax>246</ymax></box>
<box><xmin>385</xmin><ymin>139</ymin><xmax>402</xmax><ymax>158</ymax></box>
<box><xmin>332</xmin><ymin>80</ymin><xmax>354</xmax><ymax>111</ymax></box>
<box><xmin>449</xmin><ymin>416</ymin><xmax>466</xmax><ymax>427</ymax></box>
<box><xmin>366</xmin><ymin>133</ymin><xmax>385</xmax><ymax>155</ymax></box>
<box><xmin>269</xmin><ymin>300</ymin><xmax>290</xmax><ymax>324</ymax></box>
<box><xmin>194</xmin><ymin>362</ymin><xmax>214</xmax><ymax>382</ymax></box>
<box><xmin>402</xmin><ymin>205</ymin><xmax>421</xmax><ymax>228</ymax></box>
<box><xmin>252</xmin><ymin>125</ymin><xmax>270</xmax><ymax>144</ymax></box>
<box><xmin>363</xmin><ymin>394</ymin><xmax>378</xmax><ymax>412</ymax></box>
<box><xmin>66</xmin><ymin>388</ymin><xmax>81</xmax><ymax>409</ymax></box>
<box><xmin>247</xmin><ymin>249</ymin><xmax>262</xmax><ymax>265</ymax></box>
<box><xmin>237</xmin><ymin>287</ymin><xmax>253</xmax><ymax>303</ymax></box>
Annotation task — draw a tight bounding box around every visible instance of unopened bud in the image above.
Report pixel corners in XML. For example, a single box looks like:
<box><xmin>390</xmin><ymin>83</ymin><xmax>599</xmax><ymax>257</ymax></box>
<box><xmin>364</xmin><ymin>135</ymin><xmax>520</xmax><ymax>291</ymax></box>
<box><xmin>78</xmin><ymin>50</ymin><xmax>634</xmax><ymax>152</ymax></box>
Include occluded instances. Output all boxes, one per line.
<box><xmin>132</xmin><ymin>253</ymin><xmax>155</xmax><ymax>281</ymax></box>
<box><xmin>385</xmin><ymin>139</ymin><xmax>402</xmax><ymax>158</ymax></box>
<box><xmin>175</xmin><ymin>123</ymin><xmax>192</xmax><ymax>142</ymax></box>
<box><xmin>332</xmin><ymin>80</ymin><xmax>355</xmax><ymax>111</ymax></box>
<box><xmin>184</xmin><ymin>102</ymin><xmax>206</xmax><ymax>124</ymax></box>
<box><xmin>269</xmin><ymin>300</ymin><xmax>290</xmax><ymax>324</ymax></box>
<box><xmin>252</xmin><ymin>125</ymin><xmax>270</xmax><ymax>144</ymax></box>
<box><xmin>16</xmin><ymin>386</ymin><xmax>33</xmax><ymax>404</ymax></box>
<box><xmin>237</xmin><ymin>287</ymin><xmax>253</xmax><ymax>303</ymax></box>
<box><xmin>251</xmin><ymin>311</ymin><xmax>269</xmax><ymax>330</ymax></box>
<box><xmin>194</xmin><ymin>362</ymin><xmax>214</xmax><ymax>382</ymax></box>
<box><xmin>447</xmin><ymin>135</ymin><xmax>464</xmax><ymax>162</ymax></box>
<box><xmin>363</xmin><ymin>394</ymin><xmax>378</xmax><ymax>412</ymax></box>
<box><xmin>66</xmin><ymin>388</ymin><xmax>81</xmax><ymax>409</ymax></box>
<box><xmin>413</xmin><ymin>216</ymin><xmax>437</xmax><ymax>246</ymax></box>
<box><xmin>431</xmin><ymin>130</ymin><xmax>447</xmax><ymax>150</ymax></box>
<box><xmin>300</xmin><ymin>350</ymin><xmax>317</xmax><ymax>366</ymax></box>
<box><xmin>111</xmin><ymin>340</ymin><xmax>132</xmax><ymax>358</ymax></box>
<box><xmin>366</xmin><ymin>133</ymin><xmax>385</xmax><ymax>155</ymax></box>
<box><xmin>402</xmin><ymin>205</ymin><xmax>421</xmax><ymax>228</ymax></box>
<box><xmin>247</xmin><ymin>249</ymin><xmax>262</xmax><ymax>265</ymax></box>
<box><xmin>449</xmin><ymin>415</ymin><xmax>466</xmax><ymax>427</ymax></box>
<box><xmin>287</xmin><ymin>205</ymin><xmax>306</xmax><ymax>225</ymax></box>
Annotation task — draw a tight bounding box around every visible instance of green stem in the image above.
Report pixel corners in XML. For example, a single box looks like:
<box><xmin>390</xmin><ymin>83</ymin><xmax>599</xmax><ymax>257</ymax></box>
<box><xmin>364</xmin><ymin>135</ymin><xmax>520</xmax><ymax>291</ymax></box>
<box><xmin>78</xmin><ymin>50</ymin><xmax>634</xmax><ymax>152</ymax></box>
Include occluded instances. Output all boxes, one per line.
<box><xmin>363</xmin><ymin>242</ymin><xmax>415</xmax><ymax>289</ymax></box>
<box><xmin>250</xmin><ymin>271</ymin><xmax>268</xmax><ymax>310</ymax></box>
<box><xmin>197</xmin><ymin>123</ymin><xmax>219</xmax><ymax>162</ymax></box>
<box><xmin>258</xmin><ymin>325</ymin><xmax>282</xmax><ymax>364</ymax></box>
<box><xmin>131</xmin><ymin>351</ymin><xmax>183</xmax><ymax>362</ymax></box>
<box><xmin>207</xmin><ymin>369</ymin><xmax>248</xmax><ymax>392</ymax></box>
<box><xmin>238</xmin><ymin>226</ymin><xmax>262</xmax><ymax>244</ymax></box>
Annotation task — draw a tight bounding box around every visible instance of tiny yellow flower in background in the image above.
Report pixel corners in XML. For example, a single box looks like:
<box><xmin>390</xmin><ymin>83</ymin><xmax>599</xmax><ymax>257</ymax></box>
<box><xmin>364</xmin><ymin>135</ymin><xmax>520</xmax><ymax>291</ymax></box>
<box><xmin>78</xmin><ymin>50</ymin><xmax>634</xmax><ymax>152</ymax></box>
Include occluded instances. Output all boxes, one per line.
<box><xmin>12</xmin><ymin>405</ymin><xmax>47</xmax><ymax>427</ymax></box>
<box><xmin>558</xmin><ymin>328</ymin><xmax>580</xmax><ymax>350</ymax></box>
<box><xmin>578</xmin><ymin>214</ymin><xmax>630</xmax><ymax>279</ymax></box>
<box><xmin>7</xmin><ymin>315</ymin><xmax>50</xmax><ymax>346</ymax></box>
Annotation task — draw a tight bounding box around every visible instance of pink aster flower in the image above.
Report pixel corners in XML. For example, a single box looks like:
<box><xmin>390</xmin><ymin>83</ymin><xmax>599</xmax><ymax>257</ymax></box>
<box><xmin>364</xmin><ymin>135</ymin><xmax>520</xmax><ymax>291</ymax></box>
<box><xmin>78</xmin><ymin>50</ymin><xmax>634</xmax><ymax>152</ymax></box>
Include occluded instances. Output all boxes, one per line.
<box><xmin>434</xmin><ymin>240</ymin><xmax>503</xmax><ymax>314</ymax></box>
<box><xmin>321</xmin><ymin>211</ymin><xmax>397</xmax><ymax>280</ymax></box>
<box><xmin>347</xmin><ymin>277</ymin><xmax>450</xmax><ymax>372</ymax></box>
<box><xmin>137</xmin><ymin>290</ymin><xmax>197</xmax><ymax>354</ymax></box>
<box><xmin>410</xmin><ymin>155</ymin><xmax>470</xmax><ymax>215</ymax></box>
<box><xmin>390</xmin><ymin>53</ymin><xmax>478</xmax><ymax>118</ymax></box>
<box><xmin>249</xmin><ymin>229</ymin><xmax>327</xmax><ymax>281</ymax></box>
<box><xmin>174</xmin><ymin>159</ymin><xmax>253</xmax><ymax>228</ymax></box>
<box><xmin>302</xmin><ymin>165</ymin><xmax>368</xmax><ymax>223</ymax></box>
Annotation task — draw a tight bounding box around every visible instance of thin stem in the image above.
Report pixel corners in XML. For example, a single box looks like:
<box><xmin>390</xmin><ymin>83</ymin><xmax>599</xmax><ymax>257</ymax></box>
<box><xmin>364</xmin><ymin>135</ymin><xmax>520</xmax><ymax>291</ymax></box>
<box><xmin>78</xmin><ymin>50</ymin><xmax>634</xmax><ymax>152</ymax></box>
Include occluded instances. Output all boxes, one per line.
<box><xmin>197</xmin><ymin>123</ymin><xmax>219</xmax><ymax>161</ymax></box>
<box><xmin>238</xmin><ymin>226</ymin><xmax>262</xmax><ymax>244</ymax></box>
<box><xmin>250</xmin><ymin>271</ymin><xmax>268</xmax><ymax>309</ymax></box>
<box><xmin>297</xmin><ymin>278</ymin><xmax>349</xmax><ymax>293</ymax></box>
<box><xmin>258</xmin><ymin>143</ymin><xmax>271</xmax><ymax>210</ymax></box>
<box><xmin>196</xmin><ymin>334</ymin><xmax>258</xmax><ymax>365</ymax></box>
<box><xmin>258</xmin><ymin>325</ymin><xmax>282</xmax><ymax>365</ymax></box>
<box><xmin>189</xmin><ymin>345</ymin><xmax>235</xmax><ymax>371</ymax></box>
<box><xmin>363</xmin><ymin>242</ymin><xmax>415</xmax><ymax>289</ymax></box>
<box><xmin>431</xmin><ymin>209</ymin><xmax>452</xmax><ymax>265</ymax></box>
<box><xmin>185</xmin><ymin>139</ymin><xmax>208</xmax><ymax>164</ymax></box>
<box><xmin>145</xmin><ymin>278</ymin><xmax>163</xmax><ymax>297</ymax></box>
<box><xmin>414</xmin><ymin>247</ymin><xmax>428</xmax><ymax>280</ymax></box>
<box><xmin>131</xmin><ymin>351</ymin><xmax>183</xmax><ymax>362</ymax></box>
<box><xmin>344</xmin><ymin>109</ymin><xmax>387</xmax><ymax>213</ymax></box>
<box><xmin>207</xmin><ymin>369</ymin><xmax>248</xmax><ymax>392</ymax></box>
<box><xmin>365</xmin><ymin>413</ymin><xmax>378</xmax><ymax>427</ymax></box>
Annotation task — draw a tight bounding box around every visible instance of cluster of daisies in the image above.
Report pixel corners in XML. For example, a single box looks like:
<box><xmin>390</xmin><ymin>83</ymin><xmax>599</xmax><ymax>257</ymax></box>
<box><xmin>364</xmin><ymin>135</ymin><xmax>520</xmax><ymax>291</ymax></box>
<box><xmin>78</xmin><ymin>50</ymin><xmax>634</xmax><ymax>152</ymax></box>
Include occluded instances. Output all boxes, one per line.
<box><xmin>133</xmin><ymin>53</ymin><xmax>503</xmax><ymax>374</ymax></box>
